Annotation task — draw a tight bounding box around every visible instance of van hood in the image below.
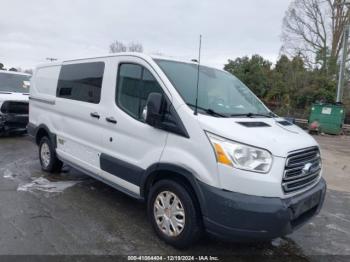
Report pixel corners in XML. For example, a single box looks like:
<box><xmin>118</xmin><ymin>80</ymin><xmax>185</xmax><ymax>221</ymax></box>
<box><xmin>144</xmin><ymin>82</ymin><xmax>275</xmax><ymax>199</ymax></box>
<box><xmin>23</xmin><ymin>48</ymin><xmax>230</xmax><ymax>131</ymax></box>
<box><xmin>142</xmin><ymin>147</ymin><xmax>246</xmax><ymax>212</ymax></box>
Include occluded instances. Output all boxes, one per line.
<box><xmin>0</xmin><ymin>92</ymin><xmax>29</xmax><ymax>103</ymax></box>
<box><xmin>198</xmin><ymin>115</ymin><xmax>318</xmax><ymax>157</ymax></box>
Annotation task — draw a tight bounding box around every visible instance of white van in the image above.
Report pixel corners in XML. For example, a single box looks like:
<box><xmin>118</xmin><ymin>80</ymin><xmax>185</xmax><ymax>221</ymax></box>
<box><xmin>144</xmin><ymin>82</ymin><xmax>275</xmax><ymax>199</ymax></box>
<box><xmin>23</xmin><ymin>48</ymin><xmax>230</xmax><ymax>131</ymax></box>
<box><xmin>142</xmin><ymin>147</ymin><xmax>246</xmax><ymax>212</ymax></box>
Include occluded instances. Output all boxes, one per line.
<box><xmin>0</xmin><ymin>70</ymin><xmax>31</xmax><ymax>135</ymax></box>
<box><xmin>29</xmin><ymin>53</ymin><xmax>326</xmax><ymax>248</ymax></box>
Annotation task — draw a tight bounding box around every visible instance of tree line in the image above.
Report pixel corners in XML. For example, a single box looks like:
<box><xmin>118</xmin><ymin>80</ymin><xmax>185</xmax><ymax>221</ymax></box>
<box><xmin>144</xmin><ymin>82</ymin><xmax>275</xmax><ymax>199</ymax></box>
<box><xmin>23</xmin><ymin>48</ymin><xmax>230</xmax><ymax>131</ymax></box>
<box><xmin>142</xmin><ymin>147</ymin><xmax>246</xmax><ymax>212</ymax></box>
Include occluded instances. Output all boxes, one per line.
<box><xmin>3</xmin><ymin>0</ymin><xmax>349</xmax><ymax>120</ymax></box>
<box><xmin>224</xmin><ymin>54</ymin><xmax>338</xmax><ymax>118</ymax></box>
<box><xmin>107</xmin><ymin>0</ymin><xmax>350</xmax><ymax>119</ymax></box>
<box><xmin>0</xmin><ymin>63</ymin><xmax>33</xmax><ymax>74</ymax></box>
<box><xmin>225</xmin><ymin>0</ymin><xmax>350</xmax><ymax>118</ymax></box>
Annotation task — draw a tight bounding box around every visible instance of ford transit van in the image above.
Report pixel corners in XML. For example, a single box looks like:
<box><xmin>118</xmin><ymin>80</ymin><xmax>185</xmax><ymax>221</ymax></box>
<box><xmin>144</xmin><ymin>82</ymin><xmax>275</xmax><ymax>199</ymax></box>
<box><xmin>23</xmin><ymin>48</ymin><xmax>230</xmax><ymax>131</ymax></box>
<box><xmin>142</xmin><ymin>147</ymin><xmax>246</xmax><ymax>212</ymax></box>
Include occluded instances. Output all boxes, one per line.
<box><xmin>0</xmin><ymin>71</ymin><xmax>30</xmax><ymax>135</ymax></box>
<box><xmin>28</xmin><ymin>53</ymin><xmax>326</xmax><ymax>248</ymax></box>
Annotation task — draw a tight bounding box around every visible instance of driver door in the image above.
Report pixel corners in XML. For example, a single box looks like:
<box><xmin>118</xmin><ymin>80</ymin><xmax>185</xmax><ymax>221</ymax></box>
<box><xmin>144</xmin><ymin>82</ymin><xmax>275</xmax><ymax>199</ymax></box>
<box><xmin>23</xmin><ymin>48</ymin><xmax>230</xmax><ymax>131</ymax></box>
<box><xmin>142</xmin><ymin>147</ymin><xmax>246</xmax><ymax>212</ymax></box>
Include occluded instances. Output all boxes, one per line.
<box><xmin>99</xmin><ymin>58</ymin><xmax>170</xmax><ymax>195</ymax></box>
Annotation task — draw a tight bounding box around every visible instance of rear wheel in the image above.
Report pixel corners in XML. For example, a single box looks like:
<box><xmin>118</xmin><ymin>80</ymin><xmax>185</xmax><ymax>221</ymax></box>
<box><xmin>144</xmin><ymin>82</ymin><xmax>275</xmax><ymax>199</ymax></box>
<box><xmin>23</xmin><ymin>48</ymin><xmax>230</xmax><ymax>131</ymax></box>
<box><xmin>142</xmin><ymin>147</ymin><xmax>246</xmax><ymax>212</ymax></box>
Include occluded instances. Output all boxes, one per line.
<box><xmin>148</xmin><ymin>179</ymin><xmax>202</xmax><ymax>249</ymax></box>
<box><xmin>39</xmin><ymin>136</ymin><xmax>63</xmax><ymax>173</ymax></box>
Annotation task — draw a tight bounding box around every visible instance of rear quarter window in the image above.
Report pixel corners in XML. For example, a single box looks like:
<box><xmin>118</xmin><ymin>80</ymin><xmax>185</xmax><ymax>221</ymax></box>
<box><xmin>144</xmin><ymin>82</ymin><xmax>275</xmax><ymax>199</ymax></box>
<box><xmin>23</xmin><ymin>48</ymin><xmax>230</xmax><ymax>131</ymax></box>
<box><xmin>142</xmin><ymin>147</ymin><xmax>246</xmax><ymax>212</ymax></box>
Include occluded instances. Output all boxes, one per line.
<box><xmin>57</xmin><ymin>62</ymin><xmax>105</xmax><ymax>104</ymax></box>
<box><xmin>34</xmin><ymin>66</ymin><xmax>61</xmax><ymax>96</ymax></box>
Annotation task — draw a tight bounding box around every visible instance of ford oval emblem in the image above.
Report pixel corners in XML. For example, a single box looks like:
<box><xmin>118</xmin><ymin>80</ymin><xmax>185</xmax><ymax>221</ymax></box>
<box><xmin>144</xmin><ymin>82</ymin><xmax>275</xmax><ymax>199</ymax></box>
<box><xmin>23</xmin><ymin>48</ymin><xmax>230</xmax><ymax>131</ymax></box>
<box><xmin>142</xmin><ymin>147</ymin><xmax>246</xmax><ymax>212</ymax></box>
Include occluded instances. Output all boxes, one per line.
<box><xmin>302</xmin><ymin>163</ymin><xmax>313</xmax><ymax>174</ymax></box>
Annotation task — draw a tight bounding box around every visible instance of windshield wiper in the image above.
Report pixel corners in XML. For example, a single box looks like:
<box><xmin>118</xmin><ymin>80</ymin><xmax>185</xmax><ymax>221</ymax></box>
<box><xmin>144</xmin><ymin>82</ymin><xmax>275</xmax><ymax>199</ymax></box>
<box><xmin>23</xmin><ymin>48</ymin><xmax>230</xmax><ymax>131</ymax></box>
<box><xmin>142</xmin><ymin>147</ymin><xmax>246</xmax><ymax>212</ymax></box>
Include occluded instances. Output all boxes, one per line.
<box><xmin>230</xmin><ymin>112</ymin><xmax>276</xmax><ymax>118</ymax></box>
<box><xmin>186</xmin><ymin>103</ymin><xmax>228</xmax><ymax>118</ymax></box>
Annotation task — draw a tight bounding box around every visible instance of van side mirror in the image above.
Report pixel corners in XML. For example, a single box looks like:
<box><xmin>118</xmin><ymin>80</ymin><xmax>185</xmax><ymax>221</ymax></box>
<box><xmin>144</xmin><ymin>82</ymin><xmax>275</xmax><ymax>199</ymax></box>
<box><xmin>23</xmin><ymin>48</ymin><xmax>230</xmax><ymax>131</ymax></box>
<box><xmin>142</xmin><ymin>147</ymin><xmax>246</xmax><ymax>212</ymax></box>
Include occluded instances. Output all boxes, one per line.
<box><xmin>144</xmin><ymin>93</ymin><xmax>164</xmax><ymax>127</ymax></box>
<box><xmin>23</xmin><ymin>81</ymin><xmax>31</xmax><ymax>89</ymax></box>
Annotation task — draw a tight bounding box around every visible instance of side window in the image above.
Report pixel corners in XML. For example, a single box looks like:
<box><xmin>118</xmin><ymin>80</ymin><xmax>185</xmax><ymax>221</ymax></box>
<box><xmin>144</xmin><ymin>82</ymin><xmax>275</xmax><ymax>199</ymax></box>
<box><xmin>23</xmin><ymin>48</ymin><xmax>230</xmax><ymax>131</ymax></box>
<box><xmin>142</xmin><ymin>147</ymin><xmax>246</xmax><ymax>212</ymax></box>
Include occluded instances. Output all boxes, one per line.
<box><xmin>57</xmin><ymin>62</ymin><xmax>105</xmax><ymax>104</ymax></box>
<box><xmin>116</xmin><ymin>63</ymin><xmax>163</xmax><ymax>120</ymax></box>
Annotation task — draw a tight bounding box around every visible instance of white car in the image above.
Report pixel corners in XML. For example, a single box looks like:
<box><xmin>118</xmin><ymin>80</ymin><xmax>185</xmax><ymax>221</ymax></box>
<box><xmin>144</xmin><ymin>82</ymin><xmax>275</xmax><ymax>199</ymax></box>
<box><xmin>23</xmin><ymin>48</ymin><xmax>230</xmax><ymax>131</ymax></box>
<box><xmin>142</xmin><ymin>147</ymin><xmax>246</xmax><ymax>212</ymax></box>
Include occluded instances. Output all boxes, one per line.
<box><xmin>0</xmin><ymin>70</ymin><xmax>31</xmax><ymax>135</ymax></box>
<box><xmin>28</xmin><ymin>53</ymin><xmax>326</xmax><ymax>248</ymax></box>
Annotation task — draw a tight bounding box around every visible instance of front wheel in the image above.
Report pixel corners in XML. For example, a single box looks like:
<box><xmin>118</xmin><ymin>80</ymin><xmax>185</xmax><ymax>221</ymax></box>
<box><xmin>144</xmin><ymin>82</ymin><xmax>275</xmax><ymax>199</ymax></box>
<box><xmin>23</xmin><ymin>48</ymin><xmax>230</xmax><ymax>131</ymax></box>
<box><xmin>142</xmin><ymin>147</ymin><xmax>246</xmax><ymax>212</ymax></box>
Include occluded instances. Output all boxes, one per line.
<box><xmin>147</xmin><ymin>179</ymin><xmax>202</xmax><ymax>249</ymax></box>
<box><xmin>39</xmin><ymin>136</ymin><xmax>63</xmax><ymax>173</ymax></box>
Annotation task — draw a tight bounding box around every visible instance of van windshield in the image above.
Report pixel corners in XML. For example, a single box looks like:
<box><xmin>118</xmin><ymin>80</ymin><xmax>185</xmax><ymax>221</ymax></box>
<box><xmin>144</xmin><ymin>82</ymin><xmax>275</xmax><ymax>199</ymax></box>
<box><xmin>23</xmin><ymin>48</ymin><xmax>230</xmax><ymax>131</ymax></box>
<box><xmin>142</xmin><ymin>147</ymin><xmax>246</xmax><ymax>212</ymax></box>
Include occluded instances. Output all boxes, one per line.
<box><xmin>0</xmin><ymin>72</ymin><xmax>30</xmax><ymax>94</ymax></box>
<box><xmin>155</xmin><ymin>59</ymin><xmax>271</xmax><ymax>117</ymax></box>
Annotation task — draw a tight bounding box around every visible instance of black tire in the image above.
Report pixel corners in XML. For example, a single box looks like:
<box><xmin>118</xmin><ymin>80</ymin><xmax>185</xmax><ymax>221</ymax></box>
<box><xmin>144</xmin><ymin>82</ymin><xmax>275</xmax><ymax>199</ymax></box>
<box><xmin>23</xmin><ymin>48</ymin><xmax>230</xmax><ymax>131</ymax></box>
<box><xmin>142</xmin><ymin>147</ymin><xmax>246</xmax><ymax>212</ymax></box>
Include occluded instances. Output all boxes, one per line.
<box><xmin>147</xmin><ymin>179</ymin><xmax>202</xmax><ymax>249</ymax></box>
<box><xmin>38</xmin><ymin>136</ymin><xmax>63</xmax><ymax>173</ymax></box>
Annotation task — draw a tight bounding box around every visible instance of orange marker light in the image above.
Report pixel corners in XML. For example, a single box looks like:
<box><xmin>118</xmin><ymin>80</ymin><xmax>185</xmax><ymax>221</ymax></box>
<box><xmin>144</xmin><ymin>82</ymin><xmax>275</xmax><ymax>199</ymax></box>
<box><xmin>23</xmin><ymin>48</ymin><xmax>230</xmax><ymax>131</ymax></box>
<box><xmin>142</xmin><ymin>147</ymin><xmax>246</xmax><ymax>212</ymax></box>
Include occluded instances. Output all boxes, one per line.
<box><xmin>214</xmin><ymin>143</ymin><xmax>233</xmax><ymax>166</ymax></box>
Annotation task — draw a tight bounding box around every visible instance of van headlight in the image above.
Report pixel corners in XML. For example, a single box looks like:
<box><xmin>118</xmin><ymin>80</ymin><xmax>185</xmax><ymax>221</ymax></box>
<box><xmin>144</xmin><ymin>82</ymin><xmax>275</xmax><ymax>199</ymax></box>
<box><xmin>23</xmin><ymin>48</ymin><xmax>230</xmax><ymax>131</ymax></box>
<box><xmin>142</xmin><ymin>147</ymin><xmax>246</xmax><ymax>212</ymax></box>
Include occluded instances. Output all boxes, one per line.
<box><xmin>206</xmin><ymin>132</ymin><xmax>273</xmax><ymax>173</ymax></box>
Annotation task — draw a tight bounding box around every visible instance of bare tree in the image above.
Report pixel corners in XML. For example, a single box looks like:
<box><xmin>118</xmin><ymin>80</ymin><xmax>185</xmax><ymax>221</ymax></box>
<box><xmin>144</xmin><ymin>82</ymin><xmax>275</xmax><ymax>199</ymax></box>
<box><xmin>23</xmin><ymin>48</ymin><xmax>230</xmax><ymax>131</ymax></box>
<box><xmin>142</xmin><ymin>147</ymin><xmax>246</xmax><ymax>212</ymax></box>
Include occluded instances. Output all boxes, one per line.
<box><xmin>109</xmin><ymin>40</ymin><xmax>143</xmax><ymax>53</ymax></box>
<box><xmin>24</xmin><ymin>69</ymin><xmax>33</xmax><ymax>75</ymax></box>
<box><xmin>128</xmin><ymin>42</ymin><xmax>143</xmax><ymax>52</ymax></box>
<box><xmin>281</xmin><ymin>0</ymin><xmax>350</xmax><ymax>72</ymax></box>
<box><xmin>109</xmin><ymin>40</ymin><xmax>127</xmax><ymax>53</ymax></box>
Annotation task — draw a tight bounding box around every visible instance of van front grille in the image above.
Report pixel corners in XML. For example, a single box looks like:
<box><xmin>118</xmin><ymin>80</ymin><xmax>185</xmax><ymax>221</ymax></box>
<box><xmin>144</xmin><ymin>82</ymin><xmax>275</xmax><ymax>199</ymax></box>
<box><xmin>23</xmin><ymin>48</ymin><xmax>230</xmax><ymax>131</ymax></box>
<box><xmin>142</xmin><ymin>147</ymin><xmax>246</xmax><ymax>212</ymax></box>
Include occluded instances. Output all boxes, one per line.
<box><xmin>282</xmin><ymin>147</ymin><xmax>321</xmax><ymax>194</ymax></box>
<box><xmin>0</xmin><ymin>101</ymin><xmax>29</xmax><ymax>115</ymax></box>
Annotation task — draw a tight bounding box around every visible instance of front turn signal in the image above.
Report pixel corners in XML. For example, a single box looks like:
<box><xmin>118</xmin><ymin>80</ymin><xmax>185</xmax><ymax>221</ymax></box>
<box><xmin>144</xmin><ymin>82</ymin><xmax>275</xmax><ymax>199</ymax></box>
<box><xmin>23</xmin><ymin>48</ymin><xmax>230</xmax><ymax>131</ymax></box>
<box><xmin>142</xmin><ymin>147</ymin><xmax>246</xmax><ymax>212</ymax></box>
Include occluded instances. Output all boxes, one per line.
<box><xmin>213</xmin><ymin>143</ymin><xmax>233</xmax><ymax>167</ymax></box>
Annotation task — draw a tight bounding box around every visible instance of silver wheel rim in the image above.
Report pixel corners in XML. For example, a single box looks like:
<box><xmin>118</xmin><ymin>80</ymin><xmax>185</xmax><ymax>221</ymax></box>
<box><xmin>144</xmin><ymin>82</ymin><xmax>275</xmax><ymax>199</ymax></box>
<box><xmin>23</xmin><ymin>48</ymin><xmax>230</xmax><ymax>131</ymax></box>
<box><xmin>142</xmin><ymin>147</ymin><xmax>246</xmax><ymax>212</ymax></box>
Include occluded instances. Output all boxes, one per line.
<box><xmin>40</xmin><ymin>143</ymin><xmax>51</xmax><ymax>168</ymax></box>
<box><xmin>153</xmin><ymin>191</ymin><xmax>185</xmax><ymax>237</ymax></box>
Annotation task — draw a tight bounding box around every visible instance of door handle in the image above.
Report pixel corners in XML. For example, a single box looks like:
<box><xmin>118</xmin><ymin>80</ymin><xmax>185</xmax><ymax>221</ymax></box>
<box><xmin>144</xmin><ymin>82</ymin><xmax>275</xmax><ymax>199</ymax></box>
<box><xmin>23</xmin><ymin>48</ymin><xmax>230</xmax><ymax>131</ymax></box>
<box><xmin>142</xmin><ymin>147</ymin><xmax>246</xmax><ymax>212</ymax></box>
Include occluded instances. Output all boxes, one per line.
<box><xmin>90</xmin><ymin>112</ymin><xmax>100</xmax><ymax>119</ymax></box>
<box><xmin>106</xmin><ymin>117</ymin><xmax>117</xmax><ymax>124</ymax></box>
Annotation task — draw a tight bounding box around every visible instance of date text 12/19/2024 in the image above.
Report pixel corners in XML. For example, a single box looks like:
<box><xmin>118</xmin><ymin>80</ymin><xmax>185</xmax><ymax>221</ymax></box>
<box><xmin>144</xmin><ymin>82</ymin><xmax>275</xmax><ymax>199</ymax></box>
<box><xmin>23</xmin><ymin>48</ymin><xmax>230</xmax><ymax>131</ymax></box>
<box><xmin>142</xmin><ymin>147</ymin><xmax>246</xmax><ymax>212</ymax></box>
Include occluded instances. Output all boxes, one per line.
<box><xmin>127</xmin><ymin>256</ymin><xmax>220</xmax><ymax>261</ymax></box>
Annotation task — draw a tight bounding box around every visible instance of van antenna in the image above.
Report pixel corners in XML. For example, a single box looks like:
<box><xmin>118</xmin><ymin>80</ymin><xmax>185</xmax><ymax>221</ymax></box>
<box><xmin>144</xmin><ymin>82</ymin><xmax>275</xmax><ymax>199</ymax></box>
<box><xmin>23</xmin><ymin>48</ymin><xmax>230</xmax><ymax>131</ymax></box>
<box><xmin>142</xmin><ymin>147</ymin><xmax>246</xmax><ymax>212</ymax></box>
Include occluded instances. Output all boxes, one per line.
<box><xmin>194</xmin><ymin>35</ymin><xmax>202</xmax><ymax>116</ymax></box>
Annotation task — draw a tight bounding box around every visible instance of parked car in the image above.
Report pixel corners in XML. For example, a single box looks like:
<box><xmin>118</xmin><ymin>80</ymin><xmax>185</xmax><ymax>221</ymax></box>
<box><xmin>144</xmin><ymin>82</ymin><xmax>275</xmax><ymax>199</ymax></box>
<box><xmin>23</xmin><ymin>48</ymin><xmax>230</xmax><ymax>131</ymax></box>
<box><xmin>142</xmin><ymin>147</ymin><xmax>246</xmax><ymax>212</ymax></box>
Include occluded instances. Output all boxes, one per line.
<box><xmin>28</xmin><ymin>53</ymin><xmax>326</xmax><ymax>248</ymax></box>
<box><xmin>0</xmin><ymin>70</ymin><xmax>31</xmax><ymax>135</ymax></box>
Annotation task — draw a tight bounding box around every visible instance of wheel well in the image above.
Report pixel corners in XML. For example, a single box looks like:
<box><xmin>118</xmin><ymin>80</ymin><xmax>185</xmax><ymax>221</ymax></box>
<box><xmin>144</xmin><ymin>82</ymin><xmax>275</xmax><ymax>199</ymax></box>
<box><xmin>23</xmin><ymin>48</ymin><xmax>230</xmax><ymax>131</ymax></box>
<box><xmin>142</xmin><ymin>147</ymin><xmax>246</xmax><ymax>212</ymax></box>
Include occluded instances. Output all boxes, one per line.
<box><xmin>36</xmin><ymin>128</ymin><xmax>49</xmax><ymax>145</ymax></box>
<box><xmin>143</xmin><ymin>170</ymin><xmax>203</xmax><ymax>216</ymax></box>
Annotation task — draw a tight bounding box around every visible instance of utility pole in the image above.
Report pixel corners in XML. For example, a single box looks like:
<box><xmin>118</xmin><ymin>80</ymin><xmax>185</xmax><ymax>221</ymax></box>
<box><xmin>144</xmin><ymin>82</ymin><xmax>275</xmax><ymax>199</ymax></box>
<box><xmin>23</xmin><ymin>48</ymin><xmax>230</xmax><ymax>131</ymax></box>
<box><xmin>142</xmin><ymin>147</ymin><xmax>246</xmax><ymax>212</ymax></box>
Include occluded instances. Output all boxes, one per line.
<box><xmin>337</xmin><ymin>25</ymin><xmax>349</xmax><ymax>102</ymax></box>
<box><xmin>337</xmin><ymin>0</ymin><xmax>350</xmax><ymax>103</ymax></box>
<box><xmin>46</xmin><ymin>58</ymin><xmax>58</xmax><ymax>62</ymax></box>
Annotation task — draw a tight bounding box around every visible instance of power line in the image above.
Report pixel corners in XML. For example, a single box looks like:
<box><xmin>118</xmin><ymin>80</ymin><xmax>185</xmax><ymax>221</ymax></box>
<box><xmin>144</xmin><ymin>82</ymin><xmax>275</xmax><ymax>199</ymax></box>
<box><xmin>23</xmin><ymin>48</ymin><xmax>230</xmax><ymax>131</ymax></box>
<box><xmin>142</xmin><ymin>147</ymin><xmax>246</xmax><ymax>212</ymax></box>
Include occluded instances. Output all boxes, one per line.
<box><xmin>46</xmin><ymin>58</ymin><xmax>58</xmax><ymax>62</ymax></box>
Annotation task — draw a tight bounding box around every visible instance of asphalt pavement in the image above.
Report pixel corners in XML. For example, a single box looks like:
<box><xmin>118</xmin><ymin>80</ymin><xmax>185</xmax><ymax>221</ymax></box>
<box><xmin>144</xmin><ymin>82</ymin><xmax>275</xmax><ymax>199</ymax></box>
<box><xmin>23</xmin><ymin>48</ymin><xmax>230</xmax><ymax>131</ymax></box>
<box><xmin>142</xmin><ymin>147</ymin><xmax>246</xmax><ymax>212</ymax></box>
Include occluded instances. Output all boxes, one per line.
<box><xmin>0</xmin><ymin>135</ymin><xmax>349</xmax><ymax>261</ymax></box>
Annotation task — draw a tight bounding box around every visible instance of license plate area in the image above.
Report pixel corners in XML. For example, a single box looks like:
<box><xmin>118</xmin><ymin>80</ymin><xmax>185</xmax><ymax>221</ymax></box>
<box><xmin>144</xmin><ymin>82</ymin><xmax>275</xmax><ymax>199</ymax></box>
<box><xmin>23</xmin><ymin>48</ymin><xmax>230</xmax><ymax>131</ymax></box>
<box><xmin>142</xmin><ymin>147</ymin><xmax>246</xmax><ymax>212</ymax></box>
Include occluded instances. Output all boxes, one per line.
<box><xmin>7</xmin><ymin>114</ymin><xmax>29</xmax><ymax>124</ymax></box>
<box><xmin>291</xmin><ymin>191</ymin><xmax>321</xmax><ymax>220</ymax></box>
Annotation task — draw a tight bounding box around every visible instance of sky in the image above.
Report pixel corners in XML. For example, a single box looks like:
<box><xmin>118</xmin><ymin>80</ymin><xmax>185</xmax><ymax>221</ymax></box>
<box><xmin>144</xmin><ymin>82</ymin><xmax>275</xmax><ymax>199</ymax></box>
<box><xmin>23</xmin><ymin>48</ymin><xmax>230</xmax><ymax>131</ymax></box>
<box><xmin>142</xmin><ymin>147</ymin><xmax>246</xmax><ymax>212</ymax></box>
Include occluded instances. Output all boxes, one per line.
<box><xmin>0</xmin><ymin>0</ymin><xmax>292</xmax><ymax>70</ymax></box>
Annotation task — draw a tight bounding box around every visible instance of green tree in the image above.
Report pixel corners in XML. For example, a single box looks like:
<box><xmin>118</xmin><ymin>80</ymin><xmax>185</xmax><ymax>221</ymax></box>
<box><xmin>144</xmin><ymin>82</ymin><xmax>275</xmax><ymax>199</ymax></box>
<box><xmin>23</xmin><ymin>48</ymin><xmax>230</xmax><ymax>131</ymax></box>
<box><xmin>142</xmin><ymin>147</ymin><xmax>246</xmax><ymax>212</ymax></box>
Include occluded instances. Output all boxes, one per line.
<box><xmin>266</xmin><ymin>55</ymin><xmax>292</xmax><ymax>110</ymax></box>
<box><xmin>224</xmin><ymin>55</ymin><xmax>272</xmax><ymax>98</ymax></box>
<box><xmin>269</xmin><ymin>55</ymin><xmax>310</xmax><ymax>113</ymax></box>
<box><xmin>224</xmin><ymin>54</ymin><xmax>337</xmax><ymax>117</ymax></box>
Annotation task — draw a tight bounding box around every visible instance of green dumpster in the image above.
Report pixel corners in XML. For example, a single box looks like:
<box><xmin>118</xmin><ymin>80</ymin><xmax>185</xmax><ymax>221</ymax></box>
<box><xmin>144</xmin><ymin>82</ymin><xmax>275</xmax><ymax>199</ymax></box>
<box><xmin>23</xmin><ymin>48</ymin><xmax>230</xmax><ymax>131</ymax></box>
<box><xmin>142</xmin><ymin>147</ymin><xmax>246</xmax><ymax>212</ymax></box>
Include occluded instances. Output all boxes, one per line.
<box><xmin>308</xmin><ymin>103</ymin><xmax>346</xmax><ymax>135</ymax></box>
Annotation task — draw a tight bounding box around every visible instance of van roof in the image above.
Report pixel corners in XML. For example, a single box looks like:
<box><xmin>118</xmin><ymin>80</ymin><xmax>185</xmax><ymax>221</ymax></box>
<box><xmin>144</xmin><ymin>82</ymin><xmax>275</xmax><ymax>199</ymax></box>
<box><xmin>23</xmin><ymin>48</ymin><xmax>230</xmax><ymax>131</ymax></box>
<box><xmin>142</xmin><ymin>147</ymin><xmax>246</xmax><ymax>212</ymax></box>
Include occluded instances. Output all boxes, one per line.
<box><xmin>35</xmin><ymin>52</ymin><xmax>212</xmax><ymax>69</ymax></box>
<box><xmin>0</xmin><ymin>70</ymin><xmax>31</xmax><ymax>77</ymax></box>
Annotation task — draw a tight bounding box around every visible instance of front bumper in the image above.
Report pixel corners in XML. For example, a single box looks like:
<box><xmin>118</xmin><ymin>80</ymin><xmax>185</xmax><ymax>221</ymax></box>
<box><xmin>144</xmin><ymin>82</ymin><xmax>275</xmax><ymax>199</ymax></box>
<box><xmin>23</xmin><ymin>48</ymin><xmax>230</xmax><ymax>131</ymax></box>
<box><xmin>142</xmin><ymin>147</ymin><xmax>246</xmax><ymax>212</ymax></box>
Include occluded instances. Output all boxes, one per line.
<box><xmin>199</xmin><ymin>178</ymin><xmax>326</xmax><ymax>241</ymax></box>
<box><xmin>0</xmin><ymin>113</ymin><xmax>29</xmax><ymax>133</ymax></box>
